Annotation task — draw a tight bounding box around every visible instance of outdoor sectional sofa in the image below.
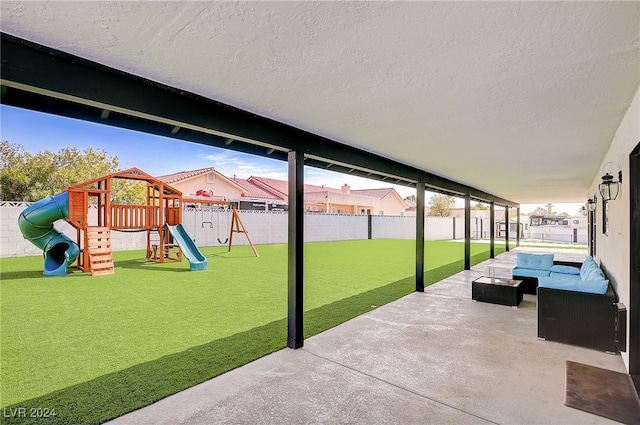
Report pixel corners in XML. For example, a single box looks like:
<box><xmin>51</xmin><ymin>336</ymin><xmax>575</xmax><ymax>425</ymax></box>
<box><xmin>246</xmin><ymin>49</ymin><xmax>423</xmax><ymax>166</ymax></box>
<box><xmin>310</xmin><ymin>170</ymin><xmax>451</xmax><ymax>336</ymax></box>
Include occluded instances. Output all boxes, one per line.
<box><xmin>513</xmin><ymin>253</ymin><xmax>627</xmax><ymax>353</ymax></box>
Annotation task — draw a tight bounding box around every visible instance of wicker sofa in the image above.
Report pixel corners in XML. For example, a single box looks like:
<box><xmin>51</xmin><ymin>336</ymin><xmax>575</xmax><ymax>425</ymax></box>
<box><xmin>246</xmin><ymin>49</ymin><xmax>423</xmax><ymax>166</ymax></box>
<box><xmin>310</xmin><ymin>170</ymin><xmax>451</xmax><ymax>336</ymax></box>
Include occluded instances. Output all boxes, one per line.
<box><xmin>536</xmin><ymin>257</ymin><xmax>627</xmax><ymax>353</ymax></box>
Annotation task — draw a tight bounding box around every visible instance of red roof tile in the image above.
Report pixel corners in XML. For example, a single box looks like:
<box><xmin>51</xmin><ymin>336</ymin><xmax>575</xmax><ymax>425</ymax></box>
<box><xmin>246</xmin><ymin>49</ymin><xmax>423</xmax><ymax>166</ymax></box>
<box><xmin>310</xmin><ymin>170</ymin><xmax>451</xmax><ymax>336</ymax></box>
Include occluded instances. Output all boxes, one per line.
<box><xmin>156</xmin><ymin>167</ymin><xmax>216</xmax><ymax>184</ymax></box>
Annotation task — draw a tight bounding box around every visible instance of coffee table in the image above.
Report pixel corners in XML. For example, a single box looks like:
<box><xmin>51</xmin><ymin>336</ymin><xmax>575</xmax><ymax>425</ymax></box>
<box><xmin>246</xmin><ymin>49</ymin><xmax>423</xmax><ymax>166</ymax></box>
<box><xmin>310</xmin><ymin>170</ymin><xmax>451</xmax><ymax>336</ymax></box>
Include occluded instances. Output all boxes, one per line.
<box><xmin>472</xmin><ymin>276</ymin><xmax>523</xmax><ymax>307</ymax></box>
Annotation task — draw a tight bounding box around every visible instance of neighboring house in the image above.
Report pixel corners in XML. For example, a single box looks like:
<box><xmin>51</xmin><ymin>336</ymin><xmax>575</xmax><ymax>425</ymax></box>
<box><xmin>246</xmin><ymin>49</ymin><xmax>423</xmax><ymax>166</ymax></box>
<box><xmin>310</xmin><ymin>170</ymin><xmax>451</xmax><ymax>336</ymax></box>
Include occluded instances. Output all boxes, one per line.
<box><xmin>156</xmin><ymin>168</ymin><xmax>408</xmax><ymax>215</ymax></box>
<box><xmin>157</xmin><ymin>167</ymin><xmax>247</xmax><ymax>202</ymax></box>
<box><xmin>241</xmin><ymin>177</ymin><xmax>408</xmax><ymax>215</ymax></box>
<box><xmin>350</xmin><ymin>188</ymin><xmax>409</xmax><ymax>216</ymax></box>
<box><xmin>232</xmin><ymin>176</ymin><xmax>289</xmax><ymax>211</ymax></box>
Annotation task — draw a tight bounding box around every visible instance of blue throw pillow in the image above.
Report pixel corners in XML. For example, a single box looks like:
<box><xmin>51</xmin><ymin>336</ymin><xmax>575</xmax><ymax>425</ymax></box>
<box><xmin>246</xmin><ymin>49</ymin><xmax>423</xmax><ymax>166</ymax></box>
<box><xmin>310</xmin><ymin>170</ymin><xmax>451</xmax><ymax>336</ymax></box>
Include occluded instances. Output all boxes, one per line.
<box><xmin>516</xmin><ymin>253</ymin><xmax>554</xmax><ymax>270</ymax></box>
<box><xmin>580</xmin><ymin>257</ymin><xmax>598</xmax><ymax>280</ymax></box>
<box><xmin>585</xmin><ymin>267</ymin><xmax>606</xmax><ymax>281</ymax></box>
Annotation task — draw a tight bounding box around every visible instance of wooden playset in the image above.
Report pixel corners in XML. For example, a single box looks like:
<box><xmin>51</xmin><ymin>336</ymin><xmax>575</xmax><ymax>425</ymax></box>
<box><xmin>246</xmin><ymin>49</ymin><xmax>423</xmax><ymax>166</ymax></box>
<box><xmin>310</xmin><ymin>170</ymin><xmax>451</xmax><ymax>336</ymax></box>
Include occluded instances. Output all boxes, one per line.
<box><xmin>64</xmin><ymin>168</ymin><xmax>185</xmax><ymax>275</ymax></box>
<box><xmin>60</xmin><ymin>168</ymin><xmax>257</xmax><ymax>276</ymax></box>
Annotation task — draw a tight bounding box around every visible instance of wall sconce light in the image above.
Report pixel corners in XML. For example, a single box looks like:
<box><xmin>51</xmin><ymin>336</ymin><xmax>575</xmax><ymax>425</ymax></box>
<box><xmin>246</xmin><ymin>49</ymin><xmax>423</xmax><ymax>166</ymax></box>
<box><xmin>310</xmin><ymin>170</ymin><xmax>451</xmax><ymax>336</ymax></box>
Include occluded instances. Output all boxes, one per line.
<box><xmin>598</xmin><ymin>162</ymin><xmax>623</xmax><ymax>201</ymax></box>
<box><xmin>586</xmin><ymin>195</ymin><xmax>597</xmax><ymax>212</ymax></box>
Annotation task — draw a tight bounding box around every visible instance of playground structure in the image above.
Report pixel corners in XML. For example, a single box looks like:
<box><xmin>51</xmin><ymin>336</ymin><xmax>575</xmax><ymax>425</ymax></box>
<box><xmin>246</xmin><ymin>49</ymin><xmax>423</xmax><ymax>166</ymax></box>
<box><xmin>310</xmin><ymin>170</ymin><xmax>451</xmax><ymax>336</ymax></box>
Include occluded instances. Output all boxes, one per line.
<box><xmin>18</xmin><ymin>168</ymin><xmax>213</xmax><ymax>275</ymax></box>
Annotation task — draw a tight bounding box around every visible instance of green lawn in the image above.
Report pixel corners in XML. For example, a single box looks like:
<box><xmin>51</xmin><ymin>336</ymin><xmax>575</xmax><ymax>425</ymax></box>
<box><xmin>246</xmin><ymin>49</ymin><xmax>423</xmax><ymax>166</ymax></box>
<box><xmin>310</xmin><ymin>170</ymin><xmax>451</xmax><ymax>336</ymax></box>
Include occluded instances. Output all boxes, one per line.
<box><xmin>0</xmin><ymin>239</ymin><xmax>506</xmax><ymax>424</ymax></box>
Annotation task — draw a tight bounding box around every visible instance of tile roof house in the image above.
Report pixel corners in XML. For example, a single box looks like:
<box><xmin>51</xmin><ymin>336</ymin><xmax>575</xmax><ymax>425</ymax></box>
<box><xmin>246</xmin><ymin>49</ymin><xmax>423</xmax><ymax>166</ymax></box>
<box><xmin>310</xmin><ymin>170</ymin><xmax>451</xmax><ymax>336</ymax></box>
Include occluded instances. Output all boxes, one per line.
<box><xmin>238</xmin><ymin>177</ymin><xmax>408</xmax><ymax>215</ymax></box>
<box><xmin>156</xmin><ymin>168</ymin><xmax>408</xmax><ymax>215</ymax></box>
<box><xmin>156</xmin><ymin>167</ymin><xmax>248</xmax><ymax>202</ymax></box>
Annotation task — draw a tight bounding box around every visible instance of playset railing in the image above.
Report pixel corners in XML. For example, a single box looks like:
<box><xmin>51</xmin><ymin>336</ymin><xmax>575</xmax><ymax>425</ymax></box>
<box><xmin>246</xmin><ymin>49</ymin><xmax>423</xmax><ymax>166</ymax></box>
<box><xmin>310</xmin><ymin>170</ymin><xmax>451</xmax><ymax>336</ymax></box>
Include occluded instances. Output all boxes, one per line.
<box><xmin>111</xmin><ymin>204</ymin><xmax>160</xmax><ymax>230</ymax></box>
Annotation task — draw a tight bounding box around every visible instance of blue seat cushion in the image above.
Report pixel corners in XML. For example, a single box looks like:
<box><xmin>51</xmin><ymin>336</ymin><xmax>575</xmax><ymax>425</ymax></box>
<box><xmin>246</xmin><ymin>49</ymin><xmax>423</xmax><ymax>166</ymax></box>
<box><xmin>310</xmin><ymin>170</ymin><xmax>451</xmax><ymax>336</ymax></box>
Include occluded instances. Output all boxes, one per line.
<box><xmin>539</xmin><ymin>278</ymin><xmax>580</xmax><ymax>291</ymax></box>
<box><xmin>539</xmin><ymin>277</ymin><xmax>609</xmax><ymax>295</ymax></box>
<box><xmin>549</xmin><ymin>265</ymin><xmax>580</xmax><ymax>275</ymax></box>
<box><xmin>550</xmin><ymin>272</ymin><xmax>581</xmax><ymax>280</ymax></box>
<box><xmin>513</xmin><ymin>267</ymin><xmax>551</xmax><ymax>278</ymax></box>
<box><xmin>516</xmin><ymin>253</ymin><xmax>554</xmax><ymax>271</ymax></box>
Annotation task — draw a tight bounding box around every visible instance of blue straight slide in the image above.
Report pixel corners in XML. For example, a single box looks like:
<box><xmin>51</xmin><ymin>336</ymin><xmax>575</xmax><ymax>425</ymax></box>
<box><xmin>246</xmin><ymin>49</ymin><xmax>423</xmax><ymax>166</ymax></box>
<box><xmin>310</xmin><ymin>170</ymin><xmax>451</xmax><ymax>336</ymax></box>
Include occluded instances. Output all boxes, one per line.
<box><xmin>166</xmin><ymin>224</ymin><xmax>208</xmax><ymax>271</ymax></box>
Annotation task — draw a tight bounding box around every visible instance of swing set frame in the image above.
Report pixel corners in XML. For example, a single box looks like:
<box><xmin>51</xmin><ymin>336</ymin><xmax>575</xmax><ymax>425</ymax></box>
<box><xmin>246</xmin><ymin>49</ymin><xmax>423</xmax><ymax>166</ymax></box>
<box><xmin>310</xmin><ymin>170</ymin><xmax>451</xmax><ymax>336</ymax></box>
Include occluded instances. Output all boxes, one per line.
<box><xmin>184</xmin><ymin>198</ymin><xmax>259</xmax><ymax>257</ymax></box>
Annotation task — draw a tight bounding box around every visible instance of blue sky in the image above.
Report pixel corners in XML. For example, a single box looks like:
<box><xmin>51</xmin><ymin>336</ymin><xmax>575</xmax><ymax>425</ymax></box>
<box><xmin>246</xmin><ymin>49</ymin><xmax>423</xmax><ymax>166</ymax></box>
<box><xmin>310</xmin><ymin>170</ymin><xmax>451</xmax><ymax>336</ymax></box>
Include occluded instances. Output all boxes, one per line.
<box><xmin>1</xmin><ymin>105</ymin><xmax>582</xmax><ymax>214</ymax></box>
<box><xmin>0</xmin><ymin>104</ymin><xmax>417</xmax><ymax>195</ymax></box>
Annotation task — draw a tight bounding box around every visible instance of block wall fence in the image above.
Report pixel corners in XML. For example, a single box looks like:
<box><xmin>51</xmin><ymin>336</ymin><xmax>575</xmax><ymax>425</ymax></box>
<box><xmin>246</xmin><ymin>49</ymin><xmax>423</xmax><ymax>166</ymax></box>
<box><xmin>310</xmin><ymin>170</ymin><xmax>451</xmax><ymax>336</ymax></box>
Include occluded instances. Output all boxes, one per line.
<box><xmin>1</xmin><ymin>203</ymin><xmax>493</xmax><ymax>258</ymax></box>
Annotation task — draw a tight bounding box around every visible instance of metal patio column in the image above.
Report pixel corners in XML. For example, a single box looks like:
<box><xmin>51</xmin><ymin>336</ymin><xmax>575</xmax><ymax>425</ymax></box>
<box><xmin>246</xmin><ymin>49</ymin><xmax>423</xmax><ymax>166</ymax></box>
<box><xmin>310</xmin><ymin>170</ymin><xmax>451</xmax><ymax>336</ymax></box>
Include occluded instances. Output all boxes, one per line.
<box><xmin>288</xmin><ymin>151</ymin><xmax>304</xmax><ymax>349</ymax></box>
<box><xmin>629</xmin><ymin>142</ymin><xmax>640</xmax><ymax>376</ymax></box>
<box><xmin>505</xmin><ymin>205</ymin><xmax>510</xmax><ymax>252</ymax></box>
<box><xmin>464</xmin><ymin>193</ymin><xmax>471</xmax><ymax>270</ymax></box>
<box><xmin>516</xmin><ymin>207</ymin><xmax>521</xmax><ymax>247</ymax></box>
<box><xmin>489</xmin><ymin>202</ymin><xmax>495</xmax><ymax>258</ymax></box>
<box><xmin>416</xmin><ymin>180</ymin><xmax>425</xmax><ymax>292</ymax></box>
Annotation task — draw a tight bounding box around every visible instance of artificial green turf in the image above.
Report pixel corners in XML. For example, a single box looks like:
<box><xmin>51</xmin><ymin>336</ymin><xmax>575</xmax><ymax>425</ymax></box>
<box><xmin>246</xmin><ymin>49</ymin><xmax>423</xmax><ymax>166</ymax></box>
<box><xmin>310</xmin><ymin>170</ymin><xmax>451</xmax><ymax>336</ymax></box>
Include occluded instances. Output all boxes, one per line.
<box><xmin>0</xmin><ymin>239</ymin><xmax>503</xmax><ymax>424</ymax></box>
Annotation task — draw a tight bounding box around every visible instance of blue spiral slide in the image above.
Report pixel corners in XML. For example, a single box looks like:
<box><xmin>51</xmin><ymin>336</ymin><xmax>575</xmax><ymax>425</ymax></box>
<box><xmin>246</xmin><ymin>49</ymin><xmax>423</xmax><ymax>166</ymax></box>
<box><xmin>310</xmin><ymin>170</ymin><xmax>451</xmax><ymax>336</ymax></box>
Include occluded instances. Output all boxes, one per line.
<box><xmin>18</xmin><ymin>192</ymin><xmax>80</xmax><ymax>276</ymax></box>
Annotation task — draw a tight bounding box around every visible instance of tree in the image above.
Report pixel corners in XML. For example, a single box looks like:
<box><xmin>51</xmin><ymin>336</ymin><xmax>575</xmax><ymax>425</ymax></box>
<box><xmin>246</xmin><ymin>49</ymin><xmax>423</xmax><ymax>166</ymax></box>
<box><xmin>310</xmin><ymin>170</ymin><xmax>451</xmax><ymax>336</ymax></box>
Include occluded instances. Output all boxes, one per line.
<box><xmin>0</xmin><ymin>141</ymin><xmax>30</xmax><ymax>200</ymax></box>
<box><xmin>0</xmin><ymin>141</ymin><xmax>144</xmax><ymax>203</ymax></box>
<box><xmin>111</xmin><ymin>180</ymin><xmax>148</xmax><ymax>205</ymax></box>
<box><xmin>529</xmin><ymin>206</ymin><xmax>548</xmax><ymax>216</ymax></box>
<box><xmin>427</xmin><ymin>194</ymin><xmax>456</xmax><ymax>217</ymax></box>
<box><xmin>472</xmin><ymin>202</ymin><xmax>489</xmax><ymax>210</ymax></box>
<box><xmin>404</xmin><ymin>194</ymin><xmax>417</xmax><ymax>203</ymax></box>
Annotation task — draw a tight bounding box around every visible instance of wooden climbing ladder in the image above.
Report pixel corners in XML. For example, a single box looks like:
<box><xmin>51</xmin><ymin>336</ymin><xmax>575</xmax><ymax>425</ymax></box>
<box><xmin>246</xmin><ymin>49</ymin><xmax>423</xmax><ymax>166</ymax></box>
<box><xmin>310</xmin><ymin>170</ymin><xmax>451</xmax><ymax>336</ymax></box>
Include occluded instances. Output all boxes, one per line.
<box><xmin>87</xmin><ymin>227</ymin><xmax>115</xmax><ymax>276</ymax></box>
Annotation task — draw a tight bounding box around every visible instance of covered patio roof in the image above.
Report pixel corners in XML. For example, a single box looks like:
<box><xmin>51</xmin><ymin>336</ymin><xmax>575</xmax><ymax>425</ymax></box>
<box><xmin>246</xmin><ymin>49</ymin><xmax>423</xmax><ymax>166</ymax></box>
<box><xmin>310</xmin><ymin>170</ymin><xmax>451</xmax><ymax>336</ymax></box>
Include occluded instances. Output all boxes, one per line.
<box><xmin>1</xmin><ymin>1</ymin><xmax>638</xmax><ymax>204</ymax></box>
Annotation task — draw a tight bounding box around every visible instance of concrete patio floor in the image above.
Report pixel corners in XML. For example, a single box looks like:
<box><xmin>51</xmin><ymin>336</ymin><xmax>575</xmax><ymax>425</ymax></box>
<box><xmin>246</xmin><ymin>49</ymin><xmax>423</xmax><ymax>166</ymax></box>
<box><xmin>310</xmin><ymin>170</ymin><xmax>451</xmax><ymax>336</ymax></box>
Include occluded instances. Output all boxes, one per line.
<box><xmin>108</xmin><ymin>248</ymin><xmax>626</xmax><ymax>425</ymax></box>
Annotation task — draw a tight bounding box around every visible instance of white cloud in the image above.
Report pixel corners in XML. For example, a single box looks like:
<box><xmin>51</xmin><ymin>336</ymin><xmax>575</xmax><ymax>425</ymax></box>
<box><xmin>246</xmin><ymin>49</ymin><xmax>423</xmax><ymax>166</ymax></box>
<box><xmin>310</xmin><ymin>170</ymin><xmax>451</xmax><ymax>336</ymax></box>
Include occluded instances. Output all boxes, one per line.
<box><xmin>203</xmin><ymin>151</ymin><xmax>286</xmax><ymax>180</ymax></box>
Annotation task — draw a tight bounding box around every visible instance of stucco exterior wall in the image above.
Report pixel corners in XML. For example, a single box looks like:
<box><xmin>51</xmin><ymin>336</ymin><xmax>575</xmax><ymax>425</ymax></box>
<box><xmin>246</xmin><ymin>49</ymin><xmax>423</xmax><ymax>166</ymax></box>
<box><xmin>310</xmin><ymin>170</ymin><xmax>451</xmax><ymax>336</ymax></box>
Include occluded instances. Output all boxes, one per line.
<box><xmin>592</xmin><ymin>85</ymin><xmax>639</xmax><ymax>370</ymax></box>
<box><xmin>378</xmin><ymin>193</ymin><xmax>408</xmax><ymax>216</ymax></box>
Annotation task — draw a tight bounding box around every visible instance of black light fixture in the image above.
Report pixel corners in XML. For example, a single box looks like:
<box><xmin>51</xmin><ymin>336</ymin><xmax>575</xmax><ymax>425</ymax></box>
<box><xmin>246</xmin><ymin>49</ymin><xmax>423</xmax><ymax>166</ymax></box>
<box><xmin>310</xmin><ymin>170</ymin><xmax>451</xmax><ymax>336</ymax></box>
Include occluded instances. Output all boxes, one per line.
<box><xmin>599</xmin><ymin>166</ymin><xmax>622</xmax><ymax>202</ymax></box>
<box><xmin>586</xmin><ymin>195</ymin><xmax>597</xmax><ymax>212</ymax></box>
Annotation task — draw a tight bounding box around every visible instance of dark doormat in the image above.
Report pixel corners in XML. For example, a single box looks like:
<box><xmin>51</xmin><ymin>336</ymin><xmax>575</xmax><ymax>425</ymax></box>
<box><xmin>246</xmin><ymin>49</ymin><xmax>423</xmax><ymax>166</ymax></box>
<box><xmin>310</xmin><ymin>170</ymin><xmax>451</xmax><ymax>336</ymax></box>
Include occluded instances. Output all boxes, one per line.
<box><xmin>565</xmin><ymin>360</ymin><xmax>640</xmax><ymax>425</ymax></box>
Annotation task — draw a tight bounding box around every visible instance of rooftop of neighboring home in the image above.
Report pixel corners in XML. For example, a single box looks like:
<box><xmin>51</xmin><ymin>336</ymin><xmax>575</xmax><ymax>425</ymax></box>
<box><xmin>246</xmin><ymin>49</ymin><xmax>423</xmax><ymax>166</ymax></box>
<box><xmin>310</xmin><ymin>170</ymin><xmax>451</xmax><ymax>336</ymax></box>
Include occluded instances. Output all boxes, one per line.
<box><xmin>157</xmin><ymin>167</ymin><xmax>407</xmax><ymax>207</ymax></box>
<box><xmin>156</xmin><ymin>167</ymin><xmax>216</xmax><ymax>184</ymax></box>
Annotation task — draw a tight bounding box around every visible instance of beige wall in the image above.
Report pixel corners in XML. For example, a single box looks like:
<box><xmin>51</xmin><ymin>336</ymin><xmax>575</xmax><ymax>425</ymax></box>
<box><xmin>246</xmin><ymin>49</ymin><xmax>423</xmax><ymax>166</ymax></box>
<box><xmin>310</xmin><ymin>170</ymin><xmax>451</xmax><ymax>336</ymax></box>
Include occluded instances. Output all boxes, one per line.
<box><xmin>593</xmin><ymin>84</ymin><xmax>639</xmax><ymax>370</ymax></box>
<box><xmin>379</xmin><ymin>192</ymin><xmax>408</xmax><ymax>216</ymax></box>
<box><xmin>170</xmin><ymin>172</ymin><xmax>245</xmax><ymax>201</ymax></box>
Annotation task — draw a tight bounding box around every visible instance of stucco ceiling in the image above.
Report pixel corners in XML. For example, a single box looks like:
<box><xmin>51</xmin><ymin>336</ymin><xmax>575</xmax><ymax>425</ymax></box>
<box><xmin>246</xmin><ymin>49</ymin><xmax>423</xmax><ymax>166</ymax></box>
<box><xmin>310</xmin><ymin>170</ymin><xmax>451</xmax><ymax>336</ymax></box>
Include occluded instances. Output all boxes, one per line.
<box><xmin>1</xmin><ymin>1</ymin><xmax>639</xmax><ymax>204</ymax></box>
